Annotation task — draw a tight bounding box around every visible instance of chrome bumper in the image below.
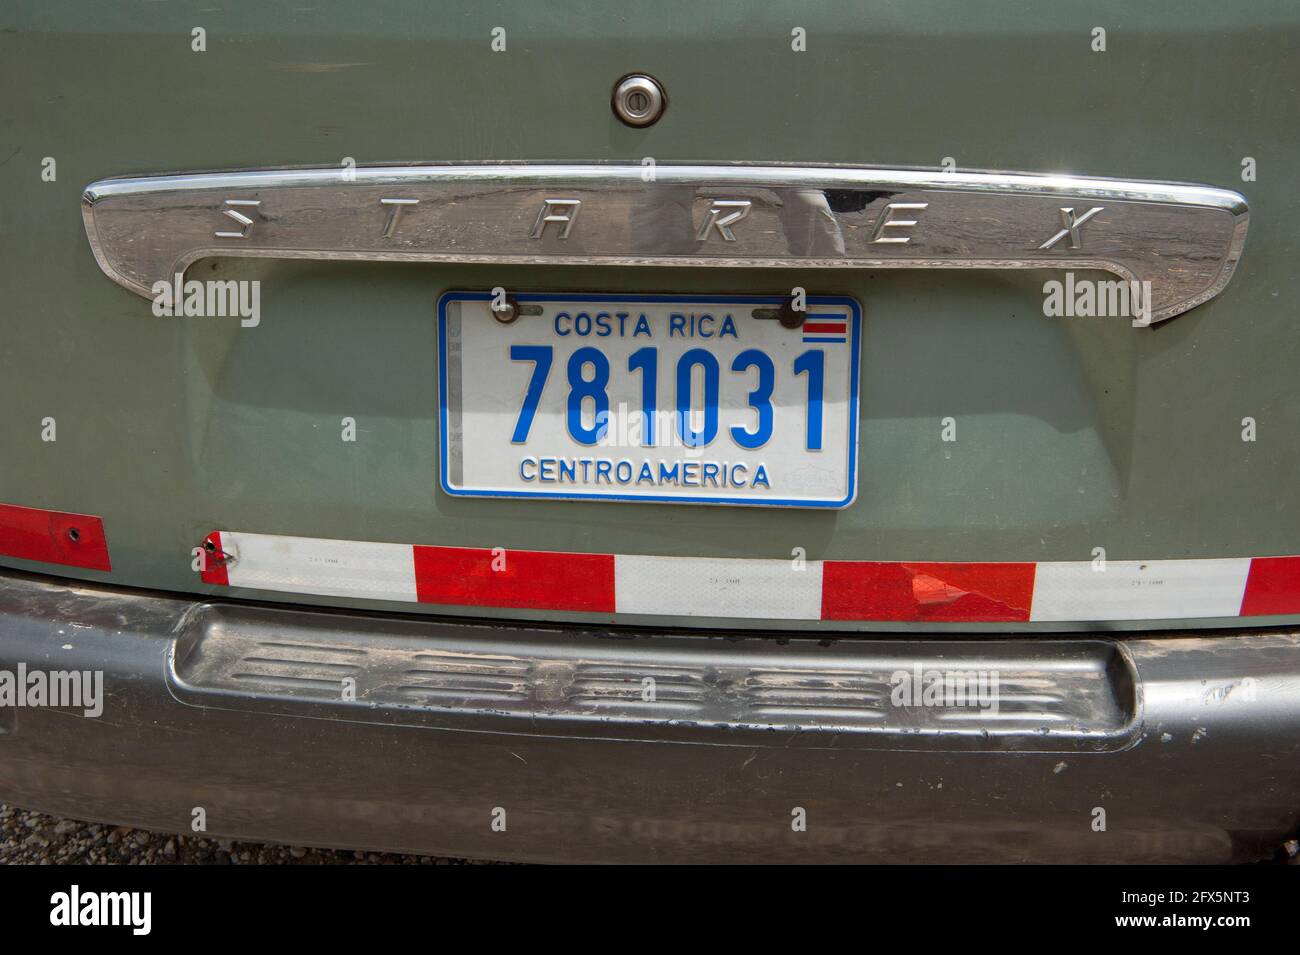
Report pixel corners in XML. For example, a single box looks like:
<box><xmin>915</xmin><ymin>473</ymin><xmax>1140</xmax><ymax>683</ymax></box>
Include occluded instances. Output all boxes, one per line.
<box><xmin>0</xmin><ymin>569</ymin><xmax>1296</xmax><ymax>863</ymax></box>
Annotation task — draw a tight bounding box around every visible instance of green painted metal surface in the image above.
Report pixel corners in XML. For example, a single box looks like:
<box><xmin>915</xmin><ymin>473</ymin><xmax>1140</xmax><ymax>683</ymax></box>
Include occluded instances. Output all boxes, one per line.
<box><xmin>1</xmin><ymin>2</ymin><xmax>1297</xmax><ymax>630</ymax></box>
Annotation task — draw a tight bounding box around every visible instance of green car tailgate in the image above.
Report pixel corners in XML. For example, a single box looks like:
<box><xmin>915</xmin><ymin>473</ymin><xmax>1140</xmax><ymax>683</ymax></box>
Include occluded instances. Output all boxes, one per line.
<box><xmin>0</xmin><ymin>1</ymin><xmax>1297</xmax><ymax>632</ymax></box>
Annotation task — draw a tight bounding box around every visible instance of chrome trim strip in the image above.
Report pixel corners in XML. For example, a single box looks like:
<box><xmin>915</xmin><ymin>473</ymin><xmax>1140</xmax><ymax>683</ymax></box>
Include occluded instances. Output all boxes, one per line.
<box><xmin>81</xmin><ymin>163</ymin><xmax>1249</xmax><ymax>323</ymax></box>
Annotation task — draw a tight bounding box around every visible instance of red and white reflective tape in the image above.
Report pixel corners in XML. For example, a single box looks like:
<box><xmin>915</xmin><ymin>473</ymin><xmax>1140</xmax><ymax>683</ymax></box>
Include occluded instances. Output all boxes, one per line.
<box><xmin>0</xmin><ymin>502</ymin><xmax>111</xmax><ymax>571</ymax></box>
<box><xmin>199</xmin><ymin>530</ymin><xmax>1300</xmax><ymax>623</ymax></box>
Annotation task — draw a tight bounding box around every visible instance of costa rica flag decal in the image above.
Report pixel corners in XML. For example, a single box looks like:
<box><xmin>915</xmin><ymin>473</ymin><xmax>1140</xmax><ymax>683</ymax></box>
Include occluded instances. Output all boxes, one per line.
<box><xmin>802</xmin><ymin>312</ymin><xmax>848</xmax><ymax>343</ymax></box>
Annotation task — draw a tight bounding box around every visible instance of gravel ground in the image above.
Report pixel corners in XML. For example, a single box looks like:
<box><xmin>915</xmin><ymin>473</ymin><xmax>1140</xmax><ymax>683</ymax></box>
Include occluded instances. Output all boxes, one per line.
<box><xmin>4</xmin><ymin>803</ymin><xmax>1295</xmax><ymax>864</ymax></box>
<box><xmin>0</xmin><ymin>804</ymin><xmax>493</xmax><ymax>864</ymax></box>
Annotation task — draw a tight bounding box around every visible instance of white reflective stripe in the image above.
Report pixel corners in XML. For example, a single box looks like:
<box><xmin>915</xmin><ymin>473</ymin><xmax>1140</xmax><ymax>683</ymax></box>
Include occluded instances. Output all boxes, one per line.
<box><xmin>613</xmin><ymin>555</ymin><xmax>823</xmax><ymax>619</ymax></box>
<box><xmin>222</xmin><ymin>532</ymin><xmax>419</xmax><ymax>602</ymax></box>
<box><xmin>1029</xmin><ymin>558</ymin><xmax>1252</xmax><ymax>621</ymax></box>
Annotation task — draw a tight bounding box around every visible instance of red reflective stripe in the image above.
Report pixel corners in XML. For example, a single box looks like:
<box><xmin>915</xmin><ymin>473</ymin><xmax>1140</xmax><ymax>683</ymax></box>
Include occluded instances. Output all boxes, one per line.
<box><xmin>1239</xmin><ymin>556</ymin><xmax>1300</xmax><ymax>616</ymax></box>
<box><xmin>200</xmin><ymin>530</ymin><xmax>230</xmax><ymax>586</ymax></box>
<box><xmin>802</xmin><ymin>322</ymin><xmax>846</xmax><ymax>333</ymax></box>
<box><xmin>413</xmin><ymin>545</ymin><xmax>615</xmax><ymax>612</ymax></box>
<box><xmin>0</xmin><ymin>502</ymin><xmax>111</xmax><ymax>571</ymax></box>
<box><xmin>822</xmin><ymin>560</ymin><xmax>1036</xmax><ymax>622</ymax></box>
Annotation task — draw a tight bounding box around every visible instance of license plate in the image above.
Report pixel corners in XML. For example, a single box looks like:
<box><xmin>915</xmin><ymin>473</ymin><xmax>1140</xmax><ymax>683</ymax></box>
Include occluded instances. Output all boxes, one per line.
<box><xmin>438</xmin><ymin>292</ymin><xmax>861</xmax><ymax>508</ymax></box>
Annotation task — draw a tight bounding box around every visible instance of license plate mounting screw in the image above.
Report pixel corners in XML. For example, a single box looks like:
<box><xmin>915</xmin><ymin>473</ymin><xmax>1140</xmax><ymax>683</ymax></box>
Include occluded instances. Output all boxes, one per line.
<box><xmin>777</xmin><ymin>296</ymin><xmax>806</xmax><ymax>329</ymax></box>
<box><xmin>491</xmin><ymin>296</ymin><xmax>520</xmax><ymax>324</ymax></box>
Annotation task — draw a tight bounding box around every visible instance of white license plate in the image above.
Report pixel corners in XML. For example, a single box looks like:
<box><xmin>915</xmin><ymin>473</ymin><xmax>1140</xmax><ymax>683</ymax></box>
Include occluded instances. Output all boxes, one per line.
<box><xmin>438</xmin><ymin>292</ymin><xmax>861</xmax><ymax>508</ymax></box>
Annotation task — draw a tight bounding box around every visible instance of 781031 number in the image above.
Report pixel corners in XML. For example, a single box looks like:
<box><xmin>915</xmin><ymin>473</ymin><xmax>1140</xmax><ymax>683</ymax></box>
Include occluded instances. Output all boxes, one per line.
<box><xmin>509</xmin><ymin>344</ymin><xmax>826</xmax><ymax>450</ymax></box>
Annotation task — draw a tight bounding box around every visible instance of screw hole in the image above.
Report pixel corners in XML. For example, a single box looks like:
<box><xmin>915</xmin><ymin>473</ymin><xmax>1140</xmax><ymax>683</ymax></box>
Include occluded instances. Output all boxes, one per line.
<box><xmin>67</xmin><ymin>528</ymin><xmax>80</xmax><ymax>543</ymax></box>
<box><xmin>204</xmin><ymin>540</ymin><xmax>217</xmax><ymax>552</ymax></box>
